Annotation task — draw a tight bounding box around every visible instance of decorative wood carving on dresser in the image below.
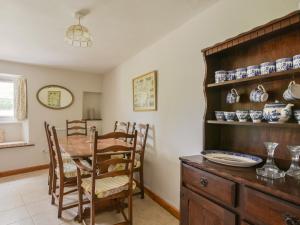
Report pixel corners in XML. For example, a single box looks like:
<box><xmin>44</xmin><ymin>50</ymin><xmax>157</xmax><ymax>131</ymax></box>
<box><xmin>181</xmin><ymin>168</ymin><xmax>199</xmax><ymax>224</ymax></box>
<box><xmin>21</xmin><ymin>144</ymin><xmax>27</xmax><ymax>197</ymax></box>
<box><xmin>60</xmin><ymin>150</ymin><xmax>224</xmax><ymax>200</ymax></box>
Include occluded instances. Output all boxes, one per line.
<box><xmin>180</xmin><ymin>11</ymin><xmax>300</xmax><ymax>225</ymax></box>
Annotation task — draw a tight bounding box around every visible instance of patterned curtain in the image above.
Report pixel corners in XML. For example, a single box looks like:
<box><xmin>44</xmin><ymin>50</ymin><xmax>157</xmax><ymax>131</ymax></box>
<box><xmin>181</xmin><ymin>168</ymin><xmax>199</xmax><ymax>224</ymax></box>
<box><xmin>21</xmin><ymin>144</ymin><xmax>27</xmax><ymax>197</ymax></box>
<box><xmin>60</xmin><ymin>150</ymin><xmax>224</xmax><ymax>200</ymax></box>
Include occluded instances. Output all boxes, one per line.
<box><xmin>15</xmin><ymin>78</ymin><xmax>27</xmax><ymax>121</ymax></box>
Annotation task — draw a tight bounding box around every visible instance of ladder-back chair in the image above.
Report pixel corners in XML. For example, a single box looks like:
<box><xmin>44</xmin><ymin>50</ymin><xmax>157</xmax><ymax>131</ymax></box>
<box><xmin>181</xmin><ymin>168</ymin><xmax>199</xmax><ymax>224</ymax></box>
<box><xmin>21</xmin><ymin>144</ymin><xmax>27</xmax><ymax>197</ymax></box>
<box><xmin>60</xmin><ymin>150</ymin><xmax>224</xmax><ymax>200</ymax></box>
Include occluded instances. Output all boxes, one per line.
<box><xmin>44</xmin><ymin>122</ymin><xmax>54</xmax><ymax>195</ymax></box>
<box><xmin>50</xmin><ymin>125</ymin><xmax>88</xmax><ymax>218</ymax></box>
<box><xmin>75</xmin><ymin>131</ymin><xmax>137</xmax><ymax>225</ymax></box>
<box><xmin>133</xmin><ymin>124</ymin><xmax>149</xmax><ymax>199</ymax></box>
<box><xmin>66</xmin><ymin>120</ymin><xmax>87</xmax><ymax>136</ymax></box>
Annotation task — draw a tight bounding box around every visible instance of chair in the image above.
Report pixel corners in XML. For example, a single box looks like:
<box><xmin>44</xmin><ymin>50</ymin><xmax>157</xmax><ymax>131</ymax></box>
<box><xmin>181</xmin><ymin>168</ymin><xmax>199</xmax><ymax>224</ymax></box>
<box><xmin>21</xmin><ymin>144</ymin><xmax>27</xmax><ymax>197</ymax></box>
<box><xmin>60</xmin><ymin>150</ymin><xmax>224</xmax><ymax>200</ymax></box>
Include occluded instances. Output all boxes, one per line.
<box><xmin>49</xmin><ymin>125</ymin><xmax>89</xmax><ymax>218</ymax></box>
<box><xmin>44</xmin><ymin>122</ymin><xmax>54</xmax><ymax>195</ymax></box>
<box><xmin>66</xmin><ymin>120</ymin><xmax>87</xmax><ymax>136</ymax></box>
<box><xmin>114</xmin><ymin>121</ymin><xmax>130</xmax><ymax>141</ymax></box>
<box><xmin>133</xmin><ymin>124</ymin><xmax>149</xmax><ymax>199</ymax></box>
<box><xmin>128</xmin><ymin>122</ymin><xmax>136</xmax><ymax>144</ymax></box>
<box><xmin>75</xmin><ymin>131</ymin><xmax>137</xmax><ymax>225</ymax></box>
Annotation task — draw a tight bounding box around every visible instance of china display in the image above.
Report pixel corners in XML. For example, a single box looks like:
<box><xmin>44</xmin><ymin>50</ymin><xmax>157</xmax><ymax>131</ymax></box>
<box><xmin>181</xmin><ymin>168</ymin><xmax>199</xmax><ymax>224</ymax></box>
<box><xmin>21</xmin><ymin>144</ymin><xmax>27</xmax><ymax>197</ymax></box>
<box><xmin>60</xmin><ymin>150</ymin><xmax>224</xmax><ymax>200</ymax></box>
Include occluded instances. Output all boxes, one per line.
<box><xmin>263</xmin><ymin>101</ymin><xmax>294</xmax><ymax>123</ymax></box>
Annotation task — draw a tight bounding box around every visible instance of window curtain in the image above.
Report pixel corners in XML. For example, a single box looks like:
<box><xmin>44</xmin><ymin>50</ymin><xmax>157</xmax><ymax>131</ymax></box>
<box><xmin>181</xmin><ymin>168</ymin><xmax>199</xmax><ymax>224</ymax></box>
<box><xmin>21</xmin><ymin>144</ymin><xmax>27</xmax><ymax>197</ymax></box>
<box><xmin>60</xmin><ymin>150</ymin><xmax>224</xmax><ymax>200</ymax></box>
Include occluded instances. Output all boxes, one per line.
<box><xmin>15</xmin><ymin>78</ymin><xmax>27</xmax><ymax>121</ymax></box>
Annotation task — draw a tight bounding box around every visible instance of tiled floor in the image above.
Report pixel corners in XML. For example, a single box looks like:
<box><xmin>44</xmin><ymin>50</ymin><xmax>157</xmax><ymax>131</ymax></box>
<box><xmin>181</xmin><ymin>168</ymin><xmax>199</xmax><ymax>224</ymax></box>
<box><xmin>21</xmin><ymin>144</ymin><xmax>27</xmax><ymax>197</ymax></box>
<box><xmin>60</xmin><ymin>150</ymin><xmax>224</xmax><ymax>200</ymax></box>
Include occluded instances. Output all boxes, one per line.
<box><xmin>0</xmin><ymin>170</ymin><xmax>179</xmax><ymax>225</ymax></box>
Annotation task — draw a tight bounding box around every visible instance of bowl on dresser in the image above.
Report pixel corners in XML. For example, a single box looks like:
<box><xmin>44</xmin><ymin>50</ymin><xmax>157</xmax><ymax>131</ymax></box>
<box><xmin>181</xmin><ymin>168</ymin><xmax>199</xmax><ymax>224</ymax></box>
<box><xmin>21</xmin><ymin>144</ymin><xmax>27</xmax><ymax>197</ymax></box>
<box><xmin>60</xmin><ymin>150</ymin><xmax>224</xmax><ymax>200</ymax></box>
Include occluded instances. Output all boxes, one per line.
<box><xmin>224</xmin><ymin>112</ymin><xmax>236</xmax><ymax>122</ymax></box>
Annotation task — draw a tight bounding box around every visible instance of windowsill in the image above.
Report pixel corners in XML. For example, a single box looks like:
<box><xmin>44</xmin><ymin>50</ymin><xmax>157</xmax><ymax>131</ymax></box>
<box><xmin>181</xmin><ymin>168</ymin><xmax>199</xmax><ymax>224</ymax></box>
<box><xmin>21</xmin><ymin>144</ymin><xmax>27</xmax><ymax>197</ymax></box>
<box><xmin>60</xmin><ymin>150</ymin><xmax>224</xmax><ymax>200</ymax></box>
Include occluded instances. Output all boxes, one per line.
<box><xmin>0</xmin><ymin>141</ymin><xmax>34</xmax><ymax>149</ymax></box>
<box><xmin>0</xmin><ymin>120</ymin><xmax>22</xmax><ymax>124</ymax></box>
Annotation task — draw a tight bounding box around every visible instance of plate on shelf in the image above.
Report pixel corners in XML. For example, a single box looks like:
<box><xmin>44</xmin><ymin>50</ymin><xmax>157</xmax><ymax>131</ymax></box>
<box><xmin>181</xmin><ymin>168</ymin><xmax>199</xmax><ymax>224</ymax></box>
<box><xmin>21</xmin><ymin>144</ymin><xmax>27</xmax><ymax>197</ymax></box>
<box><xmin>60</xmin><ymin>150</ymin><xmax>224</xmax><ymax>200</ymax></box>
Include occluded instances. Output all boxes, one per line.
<box><xmin>201</xmin><ymin>150</ymin><xmax>263</xmax><ymax>167</ymax></box>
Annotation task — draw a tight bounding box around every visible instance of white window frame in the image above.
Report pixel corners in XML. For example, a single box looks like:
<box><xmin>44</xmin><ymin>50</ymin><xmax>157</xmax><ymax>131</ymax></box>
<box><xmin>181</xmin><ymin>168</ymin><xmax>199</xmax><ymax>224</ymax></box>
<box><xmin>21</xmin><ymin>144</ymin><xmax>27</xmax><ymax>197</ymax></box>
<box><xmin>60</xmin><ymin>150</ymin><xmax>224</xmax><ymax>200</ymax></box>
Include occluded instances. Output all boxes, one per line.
<box><xmin>0</xmin><ymin>76</ymin><xmax>16</xmax><ymax>122</ymax></box>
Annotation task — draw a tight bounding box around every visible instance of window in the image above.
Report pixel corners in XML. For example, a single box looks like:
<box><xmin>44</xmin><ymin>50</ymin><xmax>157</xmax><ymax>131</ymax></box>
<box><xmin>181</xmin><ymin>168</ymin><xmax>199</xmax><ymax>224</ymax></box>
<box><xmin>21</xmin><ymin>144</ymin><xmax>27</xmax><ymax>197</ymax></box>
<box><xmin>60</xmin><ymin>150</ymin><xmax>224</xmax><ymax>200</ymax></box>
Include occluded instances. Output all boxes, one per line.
<box><xmin>0</xmin><ymin>80</ymin><xmax>15</xmax><ymax>120</ymax></box>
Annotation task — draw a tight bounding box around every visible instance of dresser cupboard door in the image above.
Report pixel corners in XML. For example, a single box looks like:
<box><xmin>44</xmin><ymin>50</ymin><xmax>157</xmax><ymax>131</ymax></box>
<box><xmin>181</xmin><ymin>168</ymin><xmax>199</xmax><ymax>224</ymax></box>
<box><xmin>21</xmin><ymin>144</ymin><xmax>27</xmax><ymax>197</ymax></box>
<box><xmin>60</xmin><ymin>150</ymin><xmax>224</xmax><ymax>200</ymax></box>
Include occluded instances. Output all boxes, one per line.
<box><xmin>243</xmin><ymin>187</ymin><xmax>300</xmax><ymax>225</ymax></box>
<box><xmin>181</xmin><ymin>186</ymin><xmax>236</xmax><ymax>225</ymax></box>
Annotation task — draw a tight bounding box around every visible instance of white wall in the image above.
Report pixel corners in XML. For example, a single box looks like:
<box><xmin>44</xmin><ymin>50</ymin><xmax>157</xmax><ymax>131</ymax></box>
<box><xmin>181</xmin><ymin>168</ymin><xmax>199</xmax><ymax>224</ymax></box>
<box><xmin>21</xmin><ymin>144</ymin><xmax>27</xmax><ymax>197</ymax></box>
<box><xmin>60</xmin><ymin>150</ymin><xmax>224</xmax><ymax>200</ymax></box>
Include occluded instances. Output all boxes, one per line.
<box><xmin>101</xmin><ymin>0</ymin><xmax>299</xmax><ymax>209</ymax></box>
<box><xmin>0</xmin><ymin>60</ymin><xmax>102</xmax><ymax>171</ymax></box>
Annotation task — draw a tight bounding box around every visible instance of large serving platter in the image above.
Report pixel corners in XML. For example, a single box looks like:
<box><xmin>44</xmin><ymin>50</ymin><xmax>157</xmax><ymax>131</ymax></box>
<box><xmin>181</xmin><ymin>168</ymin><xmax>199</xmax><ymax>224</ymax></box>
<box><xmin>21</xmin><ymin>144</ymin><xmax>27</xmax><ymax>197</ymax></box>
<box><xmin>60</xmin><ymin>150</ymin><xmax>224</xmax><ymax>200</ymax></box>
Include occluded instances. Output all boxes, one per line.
<box><xmin>201</xmin><ymin>150</ymin><xmax>263</xmax><ymax>167</ymax></box>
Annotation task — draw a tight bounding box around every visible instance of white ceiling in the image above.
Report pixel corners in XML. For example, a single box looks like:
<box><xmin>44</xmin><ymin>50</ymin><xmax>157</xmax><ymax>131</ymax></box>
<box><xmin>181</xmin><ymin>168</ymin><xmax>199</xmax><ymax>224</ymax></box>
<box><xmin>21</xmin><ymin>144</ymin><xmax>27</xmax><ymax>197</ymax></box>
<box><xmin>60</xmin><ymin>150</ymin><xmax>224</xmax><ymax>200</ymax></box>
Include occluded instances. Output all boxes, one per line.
<box><xmin>0</xmin><ymin>0</ymin><xmax>216</xmax><ymax>74</ymax></box>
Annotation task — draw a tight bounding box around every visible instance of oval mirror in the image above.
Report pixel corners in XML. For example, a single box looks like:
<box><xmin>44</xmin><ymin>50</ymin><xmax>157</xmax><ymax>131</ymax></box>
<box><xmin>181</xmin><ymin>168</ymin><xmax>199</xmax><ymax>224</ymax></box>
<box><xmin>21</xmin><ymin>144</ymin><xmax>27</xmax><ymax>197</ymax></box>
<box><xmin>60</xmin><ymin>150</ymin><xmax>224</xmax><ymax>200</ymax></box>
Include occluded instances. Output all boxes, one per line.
<box><xmin>36</xmin><ymin>85</ymin><xmax>74</xmax><ymax>109</ymax></box>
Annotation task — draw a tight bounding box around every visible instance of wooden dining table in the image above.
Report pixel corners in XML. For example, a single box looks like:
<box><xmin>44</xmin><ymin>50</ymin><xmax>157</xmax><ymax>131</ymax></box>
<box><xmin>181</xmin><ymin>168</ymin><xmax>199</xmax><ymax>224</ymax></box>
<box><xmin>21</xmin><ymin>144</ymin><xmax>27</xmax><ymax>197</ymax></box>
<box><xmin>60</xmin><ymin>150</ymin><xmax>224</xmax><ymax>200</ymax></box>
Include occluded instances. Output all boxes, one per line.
<box><xmin>59</xmin><ymin>135</ymin><xmax>133</xmax><ymax>159</ymax></box>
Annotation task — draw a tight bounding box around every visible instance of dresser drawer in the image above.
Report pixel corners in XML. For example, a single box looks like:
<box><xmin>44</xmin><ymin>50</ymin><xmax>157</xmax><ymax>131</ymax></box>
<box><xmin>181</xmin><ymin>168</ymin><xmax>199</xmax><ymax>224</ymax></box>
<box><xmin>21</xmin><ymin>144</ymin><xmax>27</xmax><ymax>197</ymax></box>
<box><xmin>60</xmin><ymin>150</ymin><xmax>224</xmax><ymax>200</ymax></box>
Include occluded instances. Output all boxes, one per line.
<box><xmin>182</xmin><ymin>164</ymin><xmax>236</xmax><ymax>206</ymax></box>
<box><xmin>244</xmin><ymin>187</ymin><xmax>300</xmax><ymax>225</ymax></box>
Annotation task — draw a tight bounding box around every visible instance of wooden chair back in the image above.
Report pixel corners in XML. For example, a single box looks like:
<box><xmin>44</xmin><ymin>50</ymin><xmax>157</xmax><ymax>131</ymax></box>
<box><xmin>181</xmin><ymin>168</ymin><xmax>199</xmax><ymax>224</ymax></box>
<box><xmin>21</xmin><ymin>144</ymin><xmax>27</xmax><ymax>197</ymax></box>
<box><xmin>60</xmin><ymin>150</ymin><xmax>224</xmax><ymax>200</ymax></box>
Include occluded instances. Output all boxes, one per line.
<box><xmin>113</xmin><ymin>121</ymin><xmax>130</xmax><ymax>141</ymax></box>
<box><xmin>49</xmin><ymin>126</ymin><xmax>65</xmax><ymax>179</ymax></box>
<box><xmin>66</xmin><ymin>120</ymin><xmax>87</xmax><ymax>136</ymax></box>
<box><xmin>128</xmin><ymin>122</ymin><xmax>136</xmax><ymax>144</ymax></box>
<box><xmin>44</xmin><ymin>122</ymin><xmax>54</xmax><ymax>166</ymax></box>
<box><xmin>90</xmin><ymin>131</ymin><xmax>137</xmax><ymax>198</ymax></box>
<box><xmin>135</xmin><ymin>124</ymin><xmax>149</xmax><ymax>157</ymax></box>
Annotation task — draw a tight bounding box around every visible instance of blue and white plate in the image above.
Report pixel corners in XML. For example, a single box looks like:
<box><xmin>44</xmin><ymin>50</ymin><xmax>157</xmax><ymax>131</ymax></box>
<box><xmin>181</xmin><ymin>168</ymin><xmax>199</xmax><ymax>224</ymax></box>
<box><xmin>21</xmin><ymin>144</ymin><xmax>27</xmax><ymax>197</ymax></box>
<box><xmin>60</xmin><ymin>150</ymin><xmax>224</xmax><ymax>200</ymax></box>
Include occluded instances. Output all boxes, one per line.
<box><xmin>201</xmin><ymin>150</ymin><xmax>263</xmax><ymax>167</ymax></box>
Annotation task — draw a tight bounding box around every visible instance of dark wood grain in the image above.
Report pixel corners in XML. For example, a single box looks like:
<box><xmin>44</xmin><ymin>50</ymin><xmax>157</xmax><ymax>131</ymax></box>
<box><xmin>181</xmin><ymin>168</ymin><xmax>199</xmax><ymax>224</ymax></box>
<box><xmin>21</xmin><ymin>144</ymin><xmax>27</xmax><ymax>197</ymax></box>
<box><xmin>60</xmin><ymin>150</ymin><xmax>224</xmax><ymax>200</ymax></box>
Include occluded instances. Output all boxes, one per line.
<box><xmin>59</xmin><ymin>136</ymin><xmax>133</xmax><ymax>158</ymax></box>
<box><xmin>182</xmin><ymin>164</ymin><xmax>236</xmax><ymax>207</ymax></box>
<box><xmin>243</xmin><ymin>187</ymin><xmax>300</xmax><ymax>225</ymax></box>
<box><xmin>180</xmin><ymin>186</ymin><xmax>236</xmax><ymax>225</ymax></box>
<box><xmin>180</xmin><ymin>156</ymin><xmax>300</xmax><ymax>206</ymax></box>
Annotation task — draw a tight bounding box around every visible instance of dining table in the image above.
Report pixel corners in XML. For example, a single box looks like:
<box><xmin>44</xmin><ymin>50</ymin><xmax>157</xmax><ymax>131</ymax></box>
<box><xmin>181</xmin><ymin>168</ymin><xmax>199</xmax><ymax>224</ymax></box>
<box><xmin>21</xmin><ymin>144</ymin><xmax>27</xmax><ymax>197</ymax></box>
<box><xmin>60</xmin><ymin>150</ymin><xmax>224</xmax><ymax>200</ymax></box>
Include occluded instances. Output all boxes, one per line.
<box><xmin>59</xmin><ymin>135</ymin><xmax>133</xmax><ymax>159</ymax></box>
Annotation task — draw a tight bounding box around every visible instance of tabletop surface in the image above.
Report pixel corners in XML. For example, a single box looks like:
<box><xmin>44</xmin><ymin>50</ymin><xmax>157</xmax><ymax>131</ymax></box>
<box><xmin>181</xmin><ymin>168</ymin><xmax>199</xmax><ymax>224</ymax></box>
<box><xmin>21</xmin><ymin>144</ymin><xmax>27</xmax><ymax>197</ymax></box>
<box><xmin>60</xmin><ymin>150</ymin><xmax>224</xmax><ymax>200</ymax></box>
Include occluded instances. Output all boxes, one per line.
<box><xmin>59</xmin><ymin>135</ymin><xmax>132</xmax><ymax>158</ymax></box>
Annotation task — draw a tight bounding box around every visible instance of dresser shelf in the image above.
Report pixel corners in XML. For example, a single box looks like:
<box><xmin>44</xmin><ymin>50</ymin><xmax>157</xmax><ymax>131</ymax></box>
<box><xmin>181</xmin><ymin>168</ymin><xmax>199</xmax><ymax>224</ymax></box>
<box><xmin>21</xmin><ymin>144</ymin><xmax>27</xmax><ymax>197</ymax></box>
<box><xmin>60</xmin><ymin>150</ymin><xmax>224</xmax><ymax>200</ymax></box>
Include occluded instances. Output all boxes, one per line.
<box><xmin>206</xmin><ymin>120</ymin><xmax>300</xmax><ymax>128</ymax></box>
<box><xmin>207</xmin><ymin>68</ymin><xmax>300</xmax><ymax>88</ymax></box>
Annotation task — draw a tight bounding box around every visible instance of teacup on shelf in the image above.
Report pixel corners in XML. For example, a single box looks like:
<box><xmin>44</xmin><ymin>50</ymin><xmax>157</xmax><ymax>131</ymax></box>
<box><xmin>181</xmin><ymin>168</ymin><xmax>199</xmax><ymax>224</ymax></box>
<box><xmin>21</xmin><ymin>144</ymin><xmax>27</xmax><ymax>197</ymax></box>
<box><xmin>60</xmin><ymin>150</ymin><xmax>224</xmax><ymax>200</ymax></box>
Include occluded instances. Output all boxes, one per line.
<box><xmin>250</xmin><ymin>84</ymin><xmax>268</xmax><ymax>103</ymax></box>
<box><xmin>236</xmin><ymin>68</ymin><xmax>247</xmax><ymax>79</ymax></box>
<box><xmin>215</xmin><ymin>70</ymin><xmax>227</xmax><ymax>83</ymax></box>
<box><xmin>226</xmin><ymin>70</ymin><xmax>236</xmax><ymax>81</ymax></box>
<box><xmin>247</xmin><ymin>65</ymin><xmax>260</xmax><ymax>77</ymax></box>
<box><xmin>250</xmin><ymin>110</ymin><xmax>264</xmax><ymax>123</ymax></box>
<box><xmin>215</xmin><ymin>111</ymin><xmax>225</xmax><ymax>121</ymax></box>
<box><xmin>276</xmin><ymin>57</ymin><xmax>293</xmax><ymax>72</ymax></box>
<box><xmin>294</xmin><ymin>110</ymin><xmax>300</xmax><ymax>124</ymax></box>
<box><xmin>260</xmin><ymin>62</ymin><xmax>276</xmax><ymax>75</ymax></box>
<box><xmin>224</xmin><ymin>112</ymin><xmax>236</xmax><ymax>122</ymax></box>
<box><xmin>226</xmin><ymin>88</ymin><xmax>240</xmax><ymax>104</ymax></box>
<box><xmin>236</xmin><ymin>110</ymin><xmax>249</xmax><ymax>122</ymax></box>
<box><xmin>293</xmin><ymin>54</ymin><xmax>300</xmax><ymax>69</ymax></box>
<box><xmin>283</xmin><ymin>81</ymin><xmax>300</xmax><ymax>101</ymax></box>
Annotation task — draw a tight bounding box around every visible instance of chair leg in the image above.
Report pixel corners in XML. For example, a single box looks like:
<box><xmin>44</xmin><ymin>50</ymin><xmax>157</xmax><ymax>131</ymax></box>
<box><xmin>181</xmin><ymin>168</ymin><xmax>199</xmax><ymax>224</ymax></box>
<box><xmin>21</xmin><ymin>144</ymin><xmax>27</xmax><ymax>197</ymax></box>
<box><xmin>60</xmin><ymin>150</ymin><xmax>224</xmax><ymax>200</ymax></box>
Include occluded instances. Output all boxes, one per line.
<box><xmin>58</xmin><ymin>179</ymin><xmax>64</xmax><ymax>218</ymax></box>
<box><xmin>139</xmin><ymin>169</ymin><xmax>144</xmax><ymax>199</ymax></box>
<box><xmin>48</xmin><ymin>164</ymin><xmax>53</xmax><ymax>195</ymax></box>
<box><xmin>77</xmin><ymin>187</ymin><xmax>83</xmax><ymax>222</ymax></box>
<box><xmin>128</xmin><ymin>194</ymin><xmax>133</xmax><ymax>225</ymax></box>
<box><xmin>51</xmin><ymin>174</ymin><xmax>57</xmax><ymax>205</ymax></box>
<box><xmin>90</xmin><ymin>200</ymin><xmax>95</xmax><ymax>225</ymax></box>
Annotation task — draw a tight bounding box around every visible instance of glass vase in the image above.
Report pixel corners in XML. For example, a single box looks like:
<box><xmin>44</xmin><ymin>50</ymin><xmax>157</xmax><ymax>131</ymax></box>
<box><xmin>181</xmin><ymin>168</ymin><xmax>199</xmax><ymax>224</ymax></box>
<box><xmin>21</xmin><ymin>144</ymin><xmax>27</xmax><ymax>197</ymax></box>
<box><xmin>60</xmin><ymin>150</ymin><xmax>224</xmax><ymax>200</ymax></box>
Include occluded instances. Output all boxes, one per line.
<box><xmin>286</xmin><ymin>145</ymin><xmax>300</xmax><ymax>179</ymax></box>
<box><xmin>256</xmin><ymin>142</ymin><xmax>285</xmax><ymax>179</ymax></box>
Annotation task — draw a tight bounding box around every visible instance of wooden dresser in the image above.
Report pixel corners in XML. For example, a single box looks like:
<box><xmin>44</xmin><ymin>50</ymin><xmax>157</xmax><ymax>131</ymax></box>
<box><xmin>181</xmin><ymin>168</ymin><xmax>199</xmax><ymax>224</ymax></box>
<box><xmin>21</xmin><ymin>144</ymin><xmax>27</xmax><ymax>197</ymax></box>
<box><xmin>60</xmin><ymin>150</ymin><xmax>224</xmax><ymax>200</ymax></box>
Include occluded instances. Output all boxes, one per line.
<box><xmin>180</xmin><ymin>156</ymin><xmax>300</xmax><ymax>225</ymax></box>
<box><xmin>180</xmin><ymin>11</ymin><xmax>300</xmax><ymax>225</ymax></box>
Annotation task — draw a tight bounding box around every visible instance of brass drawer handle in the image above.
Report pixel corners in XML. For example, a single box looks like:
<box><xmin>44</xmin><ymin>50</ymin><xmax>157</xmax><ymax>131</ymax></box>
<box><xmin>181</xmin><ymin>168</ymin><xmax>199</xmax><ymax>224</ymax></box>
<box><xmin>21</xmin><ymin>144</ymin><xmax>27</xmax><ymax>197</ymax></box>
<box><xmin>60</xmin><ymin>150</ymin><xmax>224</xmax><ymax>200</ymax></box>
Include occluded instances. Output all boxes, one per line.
<box><xmin>284</xmin><ymin>214</ymin><xmax>300</xmax><ymax>225</ymax></box>
<box><xmin>200</xmin><ymin>177</ymin><xmax>208</xmax><ymax>187</ymax></box>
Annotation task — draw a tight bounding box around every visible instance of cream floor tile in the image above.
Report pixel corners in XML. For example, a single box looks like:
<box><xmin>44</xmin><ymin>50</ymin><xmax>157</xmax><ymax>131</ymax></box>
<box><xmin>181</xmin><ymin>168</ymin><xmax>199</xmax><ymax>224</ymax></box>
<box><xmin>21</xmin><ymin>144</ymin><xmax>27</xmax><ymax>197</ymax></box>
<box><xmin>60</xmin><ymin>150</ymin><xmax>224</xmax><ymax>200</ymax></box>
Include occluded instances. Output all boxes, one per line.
<box><xmin>6</xmin><ymin>218</ymin><xmax>34</xmax><ymax>225</ymax></box>
<box><xmin>31</xmin><ymin>212</ymin><xmax>62</xmax><ymax>225</ymax></box>
<box><xmin>0</xmin><ymin>206</ymin><xmax>30</xmax><ymax>225</ymax></box>
<box><xmin>25</xmin><ymin>199</ymin><xmax>57</xmax><ymax>217</ymax></box>
<box><xmin>0</xmin><ymin>194</ymin><xmax>24</xmax><ymax>212</ymax></box>
<box><xmin>20</xmin><ymin>190</ymin><xmax>50</xmax><ymax>205</ymax></box>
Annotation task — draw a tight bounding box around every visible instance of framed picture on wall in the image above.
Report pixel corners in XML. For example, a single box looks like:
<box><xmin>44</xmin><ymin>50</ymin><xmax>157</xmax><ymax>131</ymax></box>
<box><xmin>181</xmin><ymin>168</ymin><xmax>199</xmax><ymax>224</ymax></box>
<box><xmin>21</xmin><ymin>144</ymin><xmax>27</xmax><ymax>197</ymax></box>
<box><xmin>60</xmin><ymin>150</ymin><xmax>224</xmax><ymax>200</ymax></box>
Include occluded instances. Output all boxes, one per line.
<box><xmin>132</xmin><ymin>71</ymin><xmax>157</xmax><ymax>111</ymax></box>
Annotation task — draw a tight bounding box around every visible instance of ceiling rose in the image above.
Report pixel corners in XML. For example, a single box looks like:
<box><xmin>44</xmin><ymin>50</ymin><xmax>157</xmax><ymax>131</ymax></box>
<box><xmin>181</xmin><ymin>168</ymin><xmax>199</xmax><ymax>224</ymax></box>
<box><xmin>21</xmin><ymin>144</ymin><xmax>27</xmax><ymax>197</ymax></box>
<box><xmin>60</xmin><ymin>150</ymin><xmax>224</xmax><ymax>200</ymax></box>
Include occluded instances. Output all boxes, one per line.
<box><xmin>65</xmin><ymin>12</ymin><xmax>92</xmax><ymax>48</ymax></box>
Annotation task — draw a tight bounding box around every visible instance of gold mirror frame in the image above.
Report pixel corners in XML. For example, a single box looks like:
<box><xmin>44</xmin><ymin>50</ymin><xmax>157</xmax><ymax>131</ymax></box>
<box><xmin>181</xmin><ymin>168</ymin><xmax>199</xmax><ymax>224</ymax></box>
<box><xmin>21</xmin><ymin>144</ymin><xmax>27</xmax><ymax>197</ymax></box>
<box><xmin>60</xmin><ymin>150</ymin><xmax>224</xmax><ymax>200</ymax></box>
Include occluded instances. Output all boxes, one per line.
<box><xmin>36</xmin><ymin>85</ymin><xmax>74</xmax><ymax>110</ymax></box>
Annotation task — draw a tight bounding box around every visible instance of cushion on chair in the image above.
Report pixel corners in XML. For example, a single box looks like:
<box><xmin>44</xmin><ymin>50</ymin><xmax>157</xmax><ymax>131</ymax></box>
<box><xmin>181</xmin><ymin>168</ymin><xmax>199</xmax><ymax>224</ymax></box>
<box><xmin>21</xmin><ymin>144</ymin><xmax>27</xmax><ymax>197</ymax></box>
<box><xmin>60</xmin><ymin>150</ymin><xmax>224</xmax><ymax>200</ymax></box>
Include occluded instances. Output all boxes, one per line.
<box><xmin>81</xmin><ymin>175</ymin><xmax>136</xmax><ymax>198</ymax></box>
<box><xmin>62</xmin><ymin>153</ymin><xmax>73</xmax><ymax>164</ymax></box>
<box><xmin>108</xmin><ymin>159</ymin><xmax>141</xmax><ymax>172</ymax></box>
<box><xmin>55</xmin><ymin>160</ymin><xmax>90</xmax><ymax>178</ymax></box>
